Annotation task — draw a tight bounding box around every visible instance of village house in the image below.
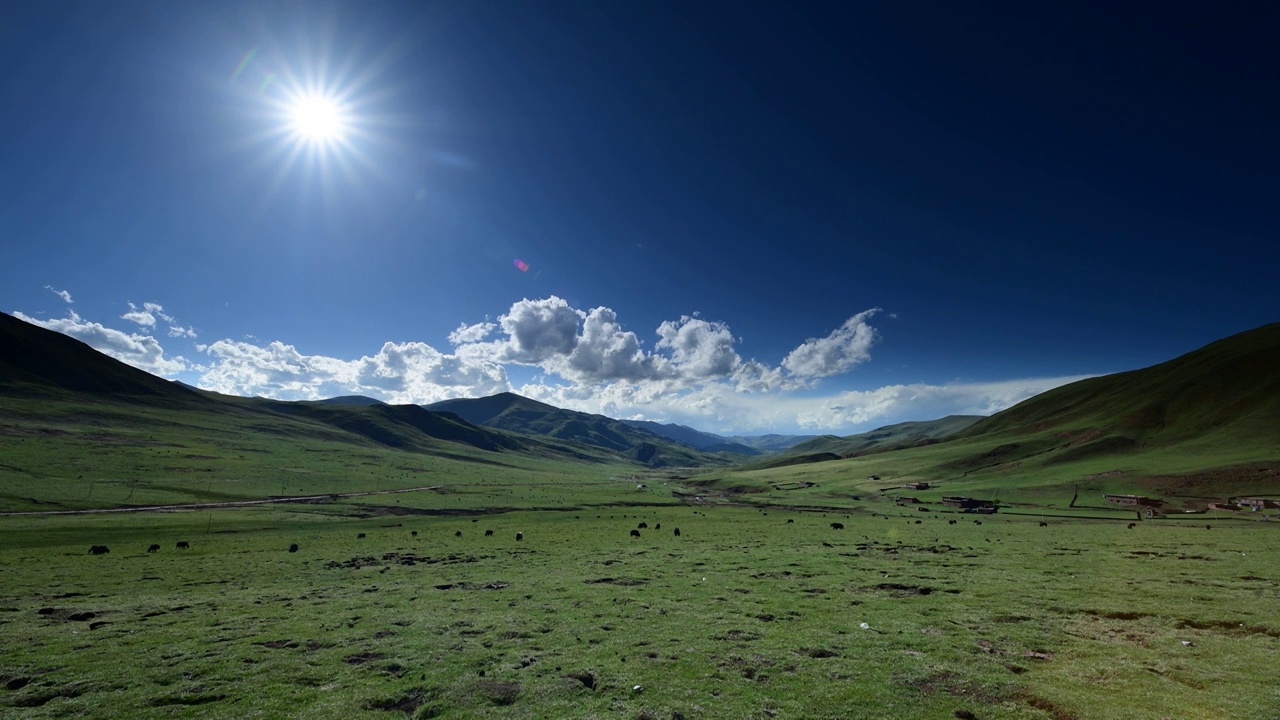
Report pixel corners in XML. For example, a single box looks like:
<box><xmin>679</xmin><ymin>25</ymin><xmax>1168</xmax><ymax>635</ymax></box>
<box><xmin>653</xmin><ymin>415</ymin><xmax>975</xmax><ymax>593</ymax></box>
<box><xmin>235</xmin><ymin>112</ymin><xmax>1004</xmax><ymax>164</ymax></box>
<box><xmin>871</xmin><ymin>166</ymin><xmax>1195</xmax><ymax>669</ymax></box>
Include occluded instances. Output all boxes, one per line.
<box><xmin>942</xmin><ymin>496</ymin><xmax>996</xmax><ymax>511</ymax></box>
<box><xmin>1103</xmin><ymin>494</ymin><xmax>1162</xmax><ymax>507</ymax></box>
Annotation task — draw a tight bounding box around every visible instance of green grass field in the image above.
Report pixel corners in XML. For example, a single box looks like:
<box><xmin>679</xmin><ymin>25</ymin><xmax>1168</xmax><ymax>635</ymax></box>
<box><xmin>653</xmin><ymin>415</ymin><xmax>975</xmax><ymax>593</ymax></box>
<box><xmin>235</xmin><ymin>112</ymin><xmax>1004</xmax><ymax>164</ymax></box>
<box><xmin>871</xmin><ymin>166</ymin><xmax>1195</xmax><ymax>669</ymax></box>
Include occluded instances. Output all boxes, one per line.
<box><xmin>2</xmin><ymin>491</ymin><xmax>1278</xmax><ymax>719</ymax></box>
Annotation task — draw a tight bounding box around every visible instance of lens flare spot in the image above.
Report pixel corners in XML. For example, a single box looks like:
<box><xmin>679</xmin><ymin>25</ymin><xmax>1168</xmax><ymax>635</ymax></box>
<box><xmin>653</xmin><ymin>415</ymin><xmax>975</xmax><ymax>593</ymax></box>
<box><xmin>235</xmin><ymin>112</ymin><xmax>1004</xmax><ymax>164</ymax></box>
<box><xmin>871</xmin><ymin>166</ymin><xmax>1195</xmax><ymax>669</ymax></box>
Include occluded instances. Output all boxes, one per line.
<box><xmin>514</xmin><ymin>259</ymin><xmax>530</xmax><ymax>272</ymax></box>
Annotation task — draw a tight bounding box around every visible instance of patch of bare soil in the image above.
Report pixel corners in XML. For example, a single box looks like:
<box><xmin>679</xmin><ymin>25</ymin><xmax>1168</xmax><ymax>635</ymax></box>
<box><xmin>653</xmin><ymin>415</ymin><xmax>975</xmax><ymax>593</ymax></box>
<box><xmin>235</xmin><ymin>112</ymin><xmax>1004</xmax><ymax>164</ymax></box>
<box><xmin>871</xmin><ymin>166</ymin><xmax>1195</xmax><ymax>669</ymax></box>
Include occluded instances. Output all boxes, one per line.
<box><xmin>366</xmin><ymin>689</ymin><xmax>439</xmax><ymax>716</ymax></box>
<box><xmin>1175</xmin><ymin>618</ymin><xmax>1280</xmax><ymax>638</ymax></box>
<box><xmin>1136</xmin><ymin>462</ymin><xmax>1280</xmax><ymax>497</ymax></box>
<box><xmin>1016</xmin><ymin>692</ymin><xmax>1078</xmax><ymax>720</ymax></box>
<box><xmin>584</xmin><ymin>577</ymin><xmax>647</xmax><ymax>586</ymax></box>
<box><xmin>474</xmin><ymin>680</ymin><xmax>520</xmax><ymax>706</ymax></box>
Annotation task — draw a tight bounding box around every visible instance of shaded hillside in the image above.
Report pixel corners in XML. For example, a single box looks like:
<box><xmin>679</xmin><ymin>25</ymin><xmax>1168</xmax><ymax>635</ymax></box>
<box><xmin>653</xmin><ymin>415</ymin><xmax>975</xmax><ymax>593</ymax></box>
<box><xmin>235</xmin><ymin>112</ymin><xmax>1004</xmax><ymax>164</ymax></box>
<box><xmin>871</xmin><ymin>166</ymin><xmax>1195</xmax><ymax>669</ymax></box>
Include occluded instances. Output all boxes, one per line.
<box><xmin>742</xmin><ymin>451</ymin><xmax>843</xmax><ymax>470</ymax></box>
<box><xmin>621</xmin><ymin>419</ymin><xmax>760</xmax><ymax>455</ymax></box>
<box><xmin>315</xmin><ymin>395</ymin><xmax>385</xmax><ymax>406</ymax></box>
<box><xmin>787</xmin><ymin>415</ymin><xmax>983</xmax><ymax>457</ymax></box>
<box><xmin>723</xmin><ymin>433</ymin><xmax>817</xmax><ymax>452</ymax></box>
<box><xmin>937</xmin><ymin>323</ymin><xmax>1280</xmax><ymax>472</ymax></box>
<box><xmin>0</xmin><ymin>313</ymin><xmax>629</xmax><ymax>492</ymax></box>
<box><xmin>256</xmin><ymin>401</ymin><xmax>525</xmax><ymax>453</ymax></box>
<box><xmin>427</xmin><ymin>393</ymin><xmax>736</xmax><ymax>467</ymax></box>
<box><xmin>0</xmin><ymin>312</ymin><xmax>210</xmax><ymax>408</ymax></box>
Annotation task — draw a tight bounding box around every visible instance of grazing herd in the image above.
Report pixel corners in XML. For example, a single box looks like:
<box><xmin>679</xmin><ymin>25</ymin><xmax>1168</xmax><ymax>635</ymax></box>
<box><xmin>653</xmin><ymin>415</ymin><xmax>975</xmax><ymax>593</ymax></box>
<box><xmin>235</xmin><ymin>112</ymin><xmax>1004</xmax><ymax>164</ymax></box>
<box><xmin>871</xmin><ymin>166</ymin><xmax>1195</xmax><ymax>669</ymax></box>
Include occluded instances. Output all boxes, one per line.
<box><xmin>89</xmin><ymin>510</ymin><xmax>1190</xmax><ymax>560</ymax></box>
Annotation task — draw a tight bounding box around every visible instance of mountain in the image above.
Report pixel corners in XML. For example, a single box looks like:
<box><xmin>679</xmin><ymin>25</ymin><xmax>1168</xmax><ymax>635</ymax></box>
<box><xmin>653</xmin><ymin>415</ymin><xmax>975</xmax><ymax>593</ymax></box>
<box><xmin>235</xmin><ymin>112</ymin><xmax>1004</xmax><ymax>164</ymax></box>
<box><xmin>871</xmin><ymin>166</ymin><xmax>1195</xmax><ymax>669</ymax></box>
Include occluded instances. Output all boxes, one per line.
<box><xmin>0</xmin><ymin>313</ymin><xmax>618</xmax><ymax>476</ymax></box>
<box><xmin>315</xmin><ymin>395</ymin><xmax>386</xmax><ymax>406</ymax></box>
<box><xmin>426</xmin><ymin>392</ymin><xmax>738</xmax><ymax>467</ymax></box>
<box><xmin>1</xmin><ymin>312</ymin><xmax>211</xmax><ymax>408</ymax></box>
<box><xmin>940</xmin><ymin>322</ymin><xmax>1280</xmax><ymax>469</ymax></box>
<box><xmin>722</xmin><ymin>434</ymin><xmax>817</xmax><ymax>453</ymax></box>
<box><xmin>620</xmin><ymin>419</ymin><xmax>761</xmax><ymax>455</ymax></box>
<box><xmin>785</xmin><ymin>415</ymin><xmax>983</xmax><ymax>457</ymax></box>
<box><xmin>700</xmin><ymin>323</ymin><xmax>1280</xmax><ymax>500</ymax></box>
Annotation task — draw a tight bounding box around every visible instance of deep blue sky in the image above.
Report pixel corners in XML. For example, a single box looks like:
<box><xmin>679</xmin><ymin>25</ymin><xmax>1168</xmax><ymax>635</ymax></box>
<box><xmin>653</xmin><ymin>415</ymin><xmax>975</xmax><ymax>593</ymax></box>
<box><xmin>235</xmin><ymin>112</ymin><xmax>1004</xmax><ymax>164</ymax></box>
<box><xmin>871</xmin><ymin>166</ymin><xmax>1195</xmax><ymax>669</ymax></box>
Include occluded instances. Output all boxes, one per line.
<box><xmin>2</xmin><ymin>1</ymin><xmax>1276</xmax><ymax>433</ymax></box>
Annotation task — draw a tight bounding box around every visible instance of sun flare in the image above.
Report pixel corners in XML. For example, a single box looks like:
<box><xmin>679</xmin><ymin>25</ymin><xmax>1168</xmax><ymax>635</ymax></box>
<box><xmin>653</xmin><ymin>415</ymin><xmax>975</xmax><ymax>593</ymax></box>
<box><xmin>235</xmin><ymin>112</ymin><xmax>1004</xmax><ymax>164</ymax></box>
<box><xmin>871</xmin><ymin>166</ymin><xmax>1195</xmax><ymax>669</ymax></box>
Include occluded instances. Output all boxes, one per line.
<box><xmin>288</xmin><ymin>95</ymin><xmax>347</xmax><ymax>142</ymax></box>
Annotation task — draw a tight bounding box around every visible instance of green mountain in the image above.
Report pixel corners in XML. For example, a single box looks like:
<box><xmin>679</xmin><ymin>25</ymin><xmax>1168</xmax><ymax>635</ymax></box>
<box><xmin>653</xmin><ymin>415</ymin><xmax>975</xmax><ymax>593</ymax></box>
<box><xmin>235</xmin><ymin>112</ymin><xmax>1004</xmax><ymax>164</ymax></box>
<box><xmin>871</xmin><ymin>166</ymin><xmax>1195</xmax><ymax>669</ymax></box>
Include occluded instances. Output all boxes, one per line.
<box><xmin>785</xmin><ymin>415</ymin><xmax>983</xmax><ymax>457</ymax></box>
<box><xmin>619</xmin><ymin>419</ymin><xmax>761</xmax><ymax>455</ymax></box>
<box><xmin>315</xmin><ymin>395</ymin><xmax>386</xmax><ymax>406</ymax></box>
<box><xmin>710</xmin><ymin>322</ymin><xmax>1280</xmax><ymax>501</ymax></box>
<box><xmin>722</xmin><ymin>433</ymin><xmax>817</xmax><ymax>453</ymax></box>
<box><xmin>426</xmin><ymin>393</ymin><xmax>738</xmax><ymax>467</ymax></box>
<box><xmin>936</xmin><ymin>322</ymin><xmax>1280</xmax><ymax>473</ymax></box>
<box><xmin>0</xmin><ymin>312</ymin><xmax>660</xmax><ymax>511</ymax></box>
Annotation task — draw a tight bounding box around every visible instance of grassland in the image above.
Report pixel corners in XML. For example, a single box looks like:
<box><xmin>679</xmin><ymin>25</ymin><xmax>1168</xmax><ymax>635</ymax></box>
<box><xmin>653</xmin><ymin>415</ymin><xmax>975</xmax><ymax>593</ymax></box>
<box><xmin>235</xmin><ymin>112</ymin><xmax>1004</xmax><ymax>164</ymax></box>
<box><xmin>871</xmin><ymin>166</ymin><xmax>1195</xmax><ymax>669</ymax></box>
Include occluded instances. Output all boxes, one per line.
<box><xmin>2</xmin><ymin>494</ymin><xmax>1278</xmax><ymax>720</ymax></box>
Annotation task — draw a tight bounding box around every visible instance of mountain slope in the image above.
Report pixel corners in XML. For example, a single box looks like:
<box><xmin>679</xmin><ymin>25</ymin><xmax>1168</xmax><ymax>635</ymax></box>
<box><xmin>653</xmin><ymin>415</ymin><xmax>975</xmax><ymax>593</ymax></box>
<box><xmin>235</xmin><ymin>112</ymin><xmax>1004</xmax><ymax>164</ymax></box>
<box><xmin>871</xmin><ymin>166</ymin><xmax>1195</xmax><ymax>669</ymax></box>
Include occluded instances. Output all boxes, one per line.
<box><xmin>0</xmin><ymin>313</ymin><xmax>634</xmax><ymax>471</ymax></box>
<box><xmin>694</xmin><ymin>322</ymin><xmax>1280</xmax><ymax>504</ymax></box>
<box><xmin>723</xmin><ymin>434</ymin><xmax>817</xmax><ymax>453</ymax></box>
<box><xmin>426</xmin><ymin>393</ymin><xmax>737</xmax><ymax>467</ymax></box>
<box><xmin>0</xmin><ymin>312</ymin><xmax>211</xmax><ymax>408</ymax></box>
<box><xmin>620</xmin><ymin>419</ymin><xmax>761</xmax><ymax>455</ymax></box>
<box><xmin>786</xmin><ymin>415</ymin><xmax>983</xmax><ymax>457</ymax></box>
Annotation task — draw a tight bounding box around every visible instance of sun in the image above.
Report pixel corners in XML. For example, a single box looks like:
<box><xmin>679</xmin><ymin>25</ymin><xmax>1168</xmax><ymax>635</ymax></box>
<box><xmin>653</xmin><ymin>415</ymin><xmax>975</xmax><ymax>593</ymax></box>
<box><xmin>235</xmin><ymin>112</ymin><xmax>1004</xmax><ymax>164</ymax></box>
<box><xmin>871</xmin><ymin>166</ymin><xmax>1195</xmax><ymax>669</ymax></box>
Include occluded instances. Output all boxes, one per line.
<box><xmin>287</xmin><ymin>94</ymin><xmax>348</xmax><ymax>142</ymax></box>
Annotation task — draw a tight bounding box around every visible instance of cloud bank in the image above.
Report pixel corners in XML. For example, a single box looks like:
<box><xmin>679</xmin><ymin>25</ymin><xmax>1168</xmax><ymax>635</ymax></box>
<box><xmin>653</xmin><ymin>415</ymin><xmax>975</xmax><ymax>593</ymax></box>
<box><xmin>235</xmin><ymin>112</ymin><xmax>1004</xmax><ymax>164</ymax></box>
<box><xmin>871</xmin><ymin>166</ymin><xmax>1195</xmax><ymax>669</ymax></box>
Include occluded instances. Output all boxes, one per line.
<box><xmin>12</xmin><ymin>296</ymin><xmax>1091</xmax><ymax>433</ymax></box>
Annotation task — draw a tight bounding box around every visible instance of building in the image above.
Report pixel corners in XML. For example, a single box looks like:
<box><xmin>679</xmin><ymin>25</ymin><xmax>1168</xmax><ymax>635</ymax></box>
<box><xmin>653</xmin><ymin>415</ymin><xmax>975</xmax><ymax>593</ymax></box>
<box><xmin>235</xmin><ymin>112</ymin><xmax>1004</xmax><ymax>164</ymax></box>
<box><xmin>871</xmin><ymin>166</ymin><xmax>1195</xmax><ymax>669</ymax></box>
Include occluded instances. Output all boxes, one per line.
<box><xmin>942</xmin><ymin>496</ymin><xmax>996</xmax><ymax>511</ymax></box>
<box><xmin>905</xmin><ymin>482</ymin><xmax>930</xmax><ymax>490</ymax></box>
<box><xmin>1104</xmin><ymin>494</ymin><xmax>1162</xmax><ymax>507</ymax></box>
<box><xmin>895</xmin><ymin>496</ymin><xmax>920</xmax><ymax>505</ymax></box>
<box><xmin>1232</xmin><ymin>497</ymin><xmax>1279</xmax><ymax>510</ymax></box>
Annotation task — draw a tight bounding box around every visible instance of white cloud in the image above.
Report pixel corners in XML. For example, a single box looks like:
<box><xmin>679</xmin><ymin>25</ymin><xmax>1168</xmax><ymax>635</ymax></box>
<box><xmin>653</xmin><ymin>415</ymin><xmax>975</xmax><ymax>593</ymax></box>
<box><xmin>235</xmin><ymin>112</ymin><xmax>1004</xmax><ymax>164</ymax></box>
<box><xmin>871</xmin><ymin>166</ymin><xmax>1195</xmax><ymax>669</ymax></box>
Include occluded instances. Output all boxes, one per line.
<box><xmin>655</xmin><ymin>315</ymin><xmax>741</xmax><ymax>379</ymax></box>
<box><xmin>782</xmin><ymin>308</ymin><xmax>880</xmax><ymax>378</ymax></box>
<box><xmin>448</xmin><ymin>321</ymin><xmax>496</xmax><ymax>345</ymax></box>
<box><xmin>494</xmin><ymin>296</ymin><xmax>584</xmax><ymax>363</ymax></box>
<box><xmin>13</xmin><ymin>293</ymin><xmax>1098</xmax><ymax>434</ymax></box>
<box><xmin>45</xmin><ymin>286</ymin><xmax>73</xmax><ymax>304</ymax></box>
<box><xmin>519</xmin><ymin>375</ymin><xmax>1094</xmax><ymax>435</ymax></box>
<box><xmin>197</xmin><ymin>339</ymin><xmax>509</xmax><ymax>404</ymax></box>
<box><xmin>14</xmin><ymin>310</ymin><xmax>189</xmax><ymax>376</ymax></box>
<box><xmin>120</xmin><ymin>301</ymin><xmax>175</xmax><ymax>327</ymax></box>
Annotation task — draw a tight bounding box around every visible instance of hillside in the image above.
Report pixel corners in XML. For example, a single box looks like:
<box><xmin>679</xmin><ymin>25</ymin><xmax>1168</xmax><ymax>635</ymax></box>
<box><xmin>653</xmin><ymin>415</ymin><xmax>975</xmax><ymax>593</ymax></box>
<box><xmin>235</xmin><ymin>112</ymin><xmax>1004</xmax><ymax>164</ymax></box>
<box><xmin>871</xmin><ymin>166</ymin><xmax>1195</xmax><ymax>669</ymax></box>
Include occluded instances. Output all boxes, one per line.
<box><xmin>0</xmin><ymin>312</ymin><xmax>212</xmax><ymax>408</ymax></box>
<box><xmin>620</xmin><ymin>419</ymin><xmax>760</xmax><ymax>455</ymax></box>
<box><xmin>723</xmin><ymin>433</ymin><xmax>817</xmax><ymax>453</ymax></box>
<box><xmin>0</xmin><ymin>313</ymin><xmax>658</xmax><ymax>511</ymax></box>
<box><xmin>427</xmin><ymin>392</ymin><xmax>738</xmax><ymax>467</ymax></box>
<box><xmin>786</xmin><ymin>415</ymin><xmax>983</xmax><ymax>456</ymax></box>
<box><xmin>703</xmin><ymin>322</ymin><xmax>1280</xmax><ymax>502</ymax></box>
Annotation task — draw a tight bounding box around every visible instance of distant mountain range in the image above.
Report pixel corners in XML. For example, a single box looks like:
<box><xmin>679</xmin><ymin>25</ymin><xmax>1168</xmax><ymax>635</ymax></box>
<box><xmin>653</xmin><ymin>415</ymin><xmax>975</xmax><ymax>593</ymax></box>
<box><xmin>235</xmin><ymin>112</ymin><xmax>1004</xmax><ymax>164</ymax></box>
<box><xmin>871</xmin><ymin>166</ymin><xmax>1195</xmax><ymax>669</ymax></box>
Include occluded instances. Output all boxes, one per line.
<box><xmin>8</xmin><ymin>308</ymin><xmax>1275</xmax><ymax>498</ymax></box>
<box><xmin>424</xmin><ymin>393</ymin><xmax>741</xmax><ymax>467</ymax></box>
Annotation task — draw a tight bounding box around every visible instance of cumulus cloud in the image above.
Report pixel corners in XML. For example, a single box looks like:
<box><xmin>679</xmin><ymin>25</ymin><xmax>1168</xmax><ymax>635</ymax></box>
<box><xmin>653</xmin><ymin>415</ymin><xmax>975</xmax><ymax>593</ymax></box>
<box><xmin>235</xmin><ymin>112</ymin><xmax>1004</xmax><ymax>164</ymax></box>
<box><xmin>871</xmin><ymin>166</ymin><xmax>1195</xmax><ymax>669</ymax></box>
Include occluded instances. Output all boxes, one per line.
<box><xmin>13</xmin><ymin>310</ymin><xmax>189</xmax><ymax>376</ymax></box>
<box><xmin>14</xmin><ymin>293</ymin><xmax>1094</xmax><ymax>434</ymax></box>
<box><xmin>782</xmin><ymin>308</ymin><xmax>880</xmax><ymax>378</ymax></box>
<box><xmin>519</xmin><ymin>375</ymin><xmax>1094</xmax><ymax>434</ymax></box>
<box><xmin>494</xmin><ymin>296</ymin><xmax>584</xmax><ymax>363</ymax></box>
<box><xmin>45</xmin><ymin>286</ymin><xmax>73</xmax><ymax>304</ymax></box>
<box><xmin>655</xmin><ymin>315</ymin><xmax>741</xmax><ymax>379</ymax></box>
<box><xmin>197</xmin><ymin>339</ymin><xmax>509</xmax><ymax>403</ymax></box>
<box><xmin>448</xmin><ymin>321</ymin><xmax>496</xmax><ymax>345</ymax></box>
<box><xmin>120</xmin><ymin>301</ymin><xmax>176</xmax><ymax>327</ymax></box>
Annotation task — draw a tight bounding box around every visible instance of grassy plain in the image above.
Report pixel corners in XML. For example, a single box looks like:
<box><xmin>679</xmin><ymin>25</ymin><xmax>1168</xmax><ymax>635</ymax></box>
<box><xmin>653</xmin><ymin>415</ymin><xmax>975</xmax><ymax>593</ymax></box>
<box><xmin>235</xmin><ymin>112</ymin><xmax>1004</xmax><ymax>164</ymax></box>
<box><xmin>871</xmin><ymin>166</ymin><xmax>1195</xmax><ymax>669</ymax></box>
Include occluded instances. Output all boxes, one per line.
<box><xmin>2</xmin><ymin>490</ymin><xmax>1278</xmax><ymax>720</ymax></box>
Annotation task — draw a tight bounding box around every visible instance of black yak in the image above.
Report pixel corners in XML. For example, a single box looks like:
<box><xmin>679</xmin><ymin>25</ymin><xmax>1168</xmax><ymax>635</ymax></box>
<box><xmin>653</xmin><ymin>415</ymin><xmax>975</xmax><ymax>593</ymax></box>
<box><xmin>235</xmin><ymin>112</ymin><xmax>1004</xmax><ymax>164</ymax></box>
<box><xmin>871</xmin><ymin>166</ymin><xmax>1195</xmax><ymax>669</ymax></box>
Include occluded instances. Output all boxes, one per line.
<box><xmin>147</xmin><ymin>544</ymin><xmax>160</xmax><ymax>553</ymax></box>
<box><xmin>288</xmin><ymin>543</ymin><xmax>299</xmax><ymax>553</ymax></box>
<box><xmin>176</xmin><ymin>541</ymin><xmax>190</xmax><ymax>549</ymax></box>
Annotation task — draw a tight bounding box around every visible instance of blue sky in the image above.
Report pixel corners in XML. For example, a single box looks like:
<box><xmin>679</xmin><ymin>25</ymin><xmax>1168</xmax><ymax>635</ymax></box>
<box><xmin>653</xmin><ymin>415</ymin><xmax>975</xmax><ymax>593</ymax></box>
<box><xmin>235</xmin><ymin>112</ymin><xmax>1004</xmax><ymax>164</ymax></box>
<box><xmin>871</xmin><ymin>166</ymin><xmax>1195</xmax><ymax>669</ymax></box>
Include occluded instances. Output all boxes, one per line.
<box><xmin>3</xmin><ymin>1</ymin><xmax>1276</xmax><ymax>434</ymax></box>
